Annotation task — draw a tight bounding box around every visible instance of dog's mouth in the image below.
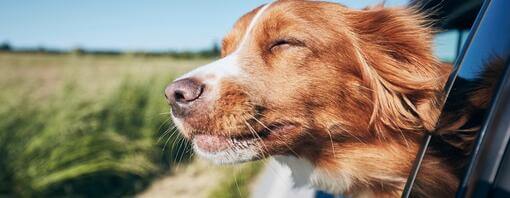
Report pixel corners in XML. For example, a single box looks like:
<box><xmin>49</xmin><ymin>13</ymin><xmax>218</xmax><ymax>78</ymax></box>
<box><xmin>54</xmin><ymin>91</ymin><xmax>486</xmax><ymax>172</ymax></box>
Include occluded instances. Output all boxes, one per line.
<box><xmin>191</xmin><ymin>122</ymin><xmax>299</xmax><ymax>163</ymax></box>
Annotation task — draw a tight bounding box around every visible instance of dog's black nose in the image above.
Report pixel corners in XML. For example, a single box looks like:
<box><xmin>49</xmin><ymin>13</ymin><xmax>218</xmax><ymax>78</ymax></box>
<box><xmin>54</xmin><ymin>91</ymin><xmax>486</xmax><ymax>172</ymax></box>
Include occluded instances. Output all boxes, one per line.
<box><xmin>165</xmin><ymin>78</ymin><xmax>204</xmax><ymax>105</ymax></box>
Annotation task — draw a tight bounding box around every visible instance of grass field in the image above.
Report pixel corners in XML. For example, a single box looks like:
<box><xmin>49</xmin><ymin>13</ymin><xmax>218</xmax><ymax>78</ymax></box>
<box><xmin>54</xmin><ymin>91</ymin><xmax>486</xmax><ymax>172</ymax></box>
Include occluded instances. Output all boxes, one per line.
<box><xmin>0</xmin><ymin>52</ymin><xmax>262</xmax><ymax>197</ymax></box>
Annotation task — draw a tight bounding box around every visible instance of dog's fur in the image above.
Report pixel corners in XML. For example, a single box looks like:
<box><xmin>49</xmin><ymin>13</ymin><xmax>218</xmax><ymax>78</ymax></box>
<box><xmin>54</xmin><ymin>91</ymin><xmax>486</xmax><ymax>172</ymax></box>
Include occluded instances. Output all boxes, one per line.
<box><xmin>168</xmin><ymin>1</ymin><xmax>502</xmax><ymax>197</ymax></box>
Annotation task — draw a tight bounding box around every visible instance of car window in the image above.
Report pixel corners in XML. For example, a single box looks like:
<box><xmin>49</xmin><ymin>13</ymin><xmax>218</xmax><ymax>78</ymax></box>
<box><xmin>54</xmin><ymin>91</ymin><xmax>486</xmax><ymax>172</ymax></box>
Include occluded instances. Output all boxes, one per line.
<box><xmin>405</xmin><ymin>0</ymin><xmax>510</xmax><ymax>197</ymax></box>
<box><xmin>434</xmin><ymin>30</ymin><xmax>469</xmax><ymax>63</ymax></box>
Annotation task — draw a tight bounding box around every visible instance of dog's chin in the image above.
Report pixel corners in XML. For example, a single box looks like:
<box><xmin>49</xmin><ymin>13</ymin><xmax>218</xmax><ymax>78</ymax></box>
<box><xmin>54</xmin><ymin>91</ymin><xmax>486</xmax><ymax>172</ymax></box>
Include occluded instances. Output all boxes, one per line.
<box><xmin>191</xmin><ymin>134</ymin><xmax>261</xmax><ymax>164</ymax></box>
<box><xmin>189</xmin><ymin>123</ymin><xmax>301</xmax><ymax>164</ymax></box>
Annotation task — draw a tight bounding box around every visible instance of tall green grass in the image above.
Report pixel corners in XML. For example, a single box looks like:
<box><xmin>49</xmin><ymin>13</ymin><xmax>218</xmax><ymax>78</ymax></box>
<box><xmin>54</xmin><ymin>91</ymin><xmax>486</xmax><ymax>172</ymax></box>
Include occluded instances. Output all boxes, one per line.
<box><xmin>0</xmin><ymin>74</ymin><xmax>191</xmax><ymax>197</ymax></box>
<box><xmin>0</xmin><ymin>53</ymin><xmax>264</xmax><ymax>197</ymax></box>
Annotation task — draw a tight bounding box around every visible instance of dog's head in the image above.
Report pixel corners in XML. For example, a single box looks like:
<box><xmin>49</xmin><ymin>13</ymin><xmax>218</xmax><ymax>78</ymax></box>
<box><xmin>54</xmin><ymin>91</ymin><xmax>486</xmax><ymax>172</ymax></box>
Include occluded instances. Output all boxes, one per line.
<box><xmin>165</xmin><ymin>0</ymin><xmax>448</xmax><ymax>165</ymax></box>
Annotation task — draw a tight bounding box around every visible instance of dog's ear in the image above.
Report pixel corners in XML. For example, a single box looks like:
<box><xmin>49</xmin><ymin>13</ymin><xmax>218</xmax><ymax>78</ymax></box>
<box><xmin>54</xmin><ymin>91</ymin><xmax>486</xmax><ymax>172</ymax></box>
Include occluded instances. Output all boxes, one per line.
<box><xmin>344</xmin><ymin>7</ymin><xmax>451</xmax><ymax>136</ymax></box>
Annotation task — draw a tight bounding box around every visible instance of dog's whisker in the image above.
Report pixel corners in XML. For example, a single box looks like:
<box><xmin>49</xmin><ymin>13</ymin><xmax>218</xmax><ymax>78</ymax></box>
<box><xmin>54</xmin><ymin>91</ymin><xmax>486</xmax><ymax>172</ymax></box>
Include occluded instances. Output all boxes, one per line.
<box><xmin>244</xmin><ymin>121</ymin><xmax>269</xmax><ymax>159</ymax></box>
<box><xmin>245</xmin><ymin>119</ymin><xmax>271</xmax><ymax>158</ymax></box>
<box><xmin>325</xmin><ymin>128</ymin><xmax>337</xmax><ymax>160</ymax></box>
<box><xmin>167</xmin><ymin>128</ymin><xmax>182</xmax><ymax>154</ymax></box>
<box><xmin>176</xmin><ymin>136</ymin><xmax>190</xmax><ymax>168</ymax></box>
<box><xmin>162</xmin><ymin>127</ymin><xmax>178</xmax><ymax>152</ymax></box>
<box><xmin>162</xmin><ymin>127</ymin><xmax>179</xmax><ymax>146</ymax></box>
<box><xmin>332</xmin><ymin>123</ymin><xmax>367</xmax><ymax>145</ymax></box>
<box><xmin>158</xmin><ymin>125</ymin><xmax>177</xmax><ymax>143</ymax></box>
<box><xmin>249</xmin><ymin>115</ymin><xmax>302</xmax><ymax>158</ymax></box>
<box><xmin>156</xmin><ymin>118</ymin><xmax>173</xmax><ymax>138</ymax></box>
<box><xmin>159</xmin><ymin>111</ymin><xmax>173</xmax><ymax>115</ymax></box>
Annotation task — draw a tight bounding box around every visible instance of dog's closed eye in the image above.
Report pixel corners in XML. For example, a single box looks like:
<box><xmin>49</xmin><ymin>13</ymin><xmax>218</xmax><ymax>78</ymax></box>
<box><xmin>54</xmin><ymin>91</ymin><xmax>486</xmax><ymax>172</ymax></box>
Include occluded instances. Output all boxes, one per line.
<box><xmin>268</xmin><ymin>38</ymin><xmax>304</xmax><ymax>52</ymax></box>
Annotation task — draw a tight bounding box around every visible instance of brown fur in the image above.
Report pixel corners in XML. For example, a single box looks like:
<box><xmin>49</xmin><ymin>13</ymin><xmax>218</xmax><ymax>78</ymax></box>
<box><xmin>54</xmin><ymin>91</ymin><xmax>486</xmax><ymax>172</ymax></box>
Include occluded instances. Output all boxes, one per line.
<box><xmin>172</xmin><ymin>1</ymin><xmax>502</xmax><ymax>197</ymax></box>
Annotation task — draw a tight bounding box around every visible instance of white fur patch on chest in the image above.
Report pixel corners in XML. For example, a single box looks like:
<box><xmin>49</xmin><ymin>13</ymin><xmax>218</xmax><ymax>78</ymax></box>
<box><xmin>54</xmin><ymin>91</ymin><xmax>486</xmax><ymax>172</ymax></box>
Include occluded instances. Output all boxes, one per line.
<box><xmin>273</xmin><ymin>156</ymin><xmax>353</xmax><ymax>195</ymax></box>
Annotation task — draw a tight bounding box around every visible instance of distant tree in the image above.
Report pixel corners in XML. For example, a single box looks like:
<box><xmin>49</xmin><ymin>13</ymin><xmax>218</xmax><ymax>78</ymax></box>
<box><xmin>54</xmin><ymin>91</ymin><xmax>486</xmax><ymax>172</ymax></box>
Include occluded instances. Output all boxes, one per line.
<box><xmin>36</xmin><ymin>46</ymin><xmax>47</xmax><ymax>53</ymax></box>
<box><xmin>194</xmin><ymin>42</ymin><xmax>221</xmax><ymax>58</ymax></box>
<box><xmin>0</xmin><ymin>42</ymin><xmax>11</xmax><ymax>51</ymax></box>
<box><xmin>211</xmin><ymin>41</ymin><xmax>220</xmax><ymax>56</ymax></box>
<box><xmin>71</xmin><ymin>47</ymin><xmax>85</xmax><ymax>55</ymax></box>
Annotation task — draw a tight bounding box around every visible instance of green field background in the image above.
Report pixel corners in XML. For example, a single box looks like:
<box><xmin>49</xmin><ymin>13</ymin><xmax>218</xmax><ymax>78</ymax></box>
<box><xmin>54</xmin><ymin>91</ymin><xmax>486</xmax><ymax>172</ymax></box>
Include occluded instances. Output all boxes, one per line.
<box><xmin>0</xmin><ymin>53</ymin><xmax>261</xmax><ymax>197</ymax></box>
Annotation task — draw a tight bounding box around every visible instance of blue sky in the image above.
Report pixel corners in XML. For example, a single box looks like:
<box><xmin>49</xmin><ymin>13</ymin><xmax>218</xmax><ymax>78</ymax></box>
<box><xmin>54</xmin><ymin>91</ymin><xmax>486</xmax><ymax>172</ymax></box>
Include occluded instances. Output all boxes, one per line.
<box><xmin>1</xmin><ymin>0</ymin><xmax>410</xmax><ymax>51</ymax></box>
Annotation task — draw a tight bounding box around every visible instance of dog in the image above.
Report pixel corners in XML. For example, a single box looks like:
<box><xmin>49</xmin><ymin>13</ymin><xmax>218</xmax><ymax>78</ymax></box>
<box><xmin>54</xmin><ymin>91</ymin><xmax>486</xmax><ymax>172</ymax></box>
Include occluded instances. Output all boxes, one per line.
<box><xmin>164</xmin><ymin>1</ymin><xmax>500</xmax><ymax>197</ymax></box>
